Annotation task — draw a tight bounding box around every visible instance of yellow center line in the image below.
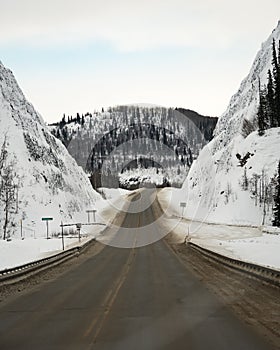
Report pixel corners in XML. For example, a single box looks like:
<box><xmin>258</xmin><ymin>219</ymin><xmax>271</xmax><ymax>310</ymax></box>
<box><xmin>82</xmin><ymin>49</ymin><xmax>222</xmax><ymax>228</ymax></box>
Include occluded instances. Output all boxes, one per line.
<box><xmin>84</xmin><ymin>200</ymin><xmax>140</xmax><ymax>348</ymax></box>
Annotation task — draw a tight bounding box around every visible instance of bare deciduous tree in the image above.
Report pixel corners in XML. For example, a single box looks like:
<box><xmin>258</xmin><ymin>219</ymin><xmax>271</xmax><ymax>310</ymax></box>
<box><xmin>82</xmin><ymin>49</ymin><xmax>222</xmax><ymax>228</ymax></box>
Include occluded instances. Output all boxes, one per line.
<box><xmin>0</xmin><ymin>137</ymin><xmax>19</xmax><ymax>239</ymax></box>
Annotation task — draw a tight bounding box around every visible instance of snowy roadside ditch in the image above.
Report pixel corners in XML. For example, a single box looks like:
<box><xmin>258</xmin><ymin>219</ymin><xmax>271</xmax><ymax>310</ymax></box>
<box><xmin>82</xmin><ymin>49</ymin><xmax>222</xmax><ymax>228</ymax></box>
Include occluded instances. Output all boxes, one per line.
<box><xmin>158</xmin><ymin>188</ymin><xmax>280</xmax><ymax>271</ymax></box>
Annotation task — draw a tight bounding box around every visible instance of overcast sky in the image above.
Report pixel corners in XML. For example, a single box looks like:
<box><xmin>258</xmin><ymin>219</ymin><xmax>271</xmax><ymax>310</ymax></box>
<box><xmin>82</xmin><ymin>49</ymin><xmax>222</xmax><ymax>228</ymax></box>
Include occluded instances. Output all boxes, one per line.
<box><xmin>0</xmin><ymin>0</ymin><xmax>280</xmax><ymax>123</ymax></box>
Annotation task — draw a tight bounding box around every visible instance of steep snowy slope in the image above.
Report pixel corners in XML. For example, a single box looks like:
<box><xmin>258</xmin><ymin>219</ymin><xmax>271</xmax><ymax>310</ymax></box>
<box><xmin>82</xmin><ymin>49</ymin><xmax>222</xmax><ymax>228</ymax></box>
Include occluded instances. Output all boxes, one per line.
<box><xmin>0</xmin><ymin>60</ymin><xmax>101</xmax><ymax>238</ymax></box>
<box><xmin>181</xmin><ymin>22</ymin><xmax>280</xmax><ymax>226</ymax></box>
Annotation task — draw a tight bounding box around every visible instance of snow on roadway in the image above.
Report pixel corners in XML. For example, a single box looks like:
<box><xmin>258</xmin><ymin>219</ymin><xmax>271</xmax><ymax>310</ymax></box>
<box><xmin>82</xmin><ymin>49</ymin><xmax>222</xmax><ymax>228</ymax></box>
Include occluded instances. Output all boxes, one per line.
<box><xmin>158</xmin><ymin>188</ymin><xmax>280</xmax><ymax>271</ymax></box>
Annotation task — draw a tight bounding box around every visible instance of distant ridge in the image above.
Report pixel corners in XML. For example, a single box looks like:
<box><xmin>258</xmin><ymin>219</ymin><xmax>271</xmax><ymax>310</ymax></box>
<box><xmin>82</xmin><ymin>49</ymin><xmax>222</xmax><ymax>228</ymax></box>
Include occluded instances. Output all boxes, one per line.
<box><xmin>175</xmin><ymin>108</ymin><xmax>218</xmax><ymax>141</ymax></box>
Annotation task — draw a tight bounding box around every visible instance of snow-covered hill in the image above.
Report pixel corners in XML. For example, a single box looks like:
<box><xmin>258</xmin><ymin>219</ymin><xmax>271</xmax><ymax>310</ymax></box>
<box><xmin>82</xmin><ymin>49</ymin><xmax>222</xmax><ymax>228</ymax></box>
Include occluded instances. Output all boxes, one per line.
<box><xmin>49</xmin><ymin>106</ymin><xmax>217</xmax><ymax>189</ymax></box>
<box><xmin>0</xmin><ymin>60</ymin><xmax>101</xmax><ymax>239</ymax></box>
<box><xmin>179</xmin><ymin>21</ymin><xmax>280</xmax><ymax>226</ymax></box>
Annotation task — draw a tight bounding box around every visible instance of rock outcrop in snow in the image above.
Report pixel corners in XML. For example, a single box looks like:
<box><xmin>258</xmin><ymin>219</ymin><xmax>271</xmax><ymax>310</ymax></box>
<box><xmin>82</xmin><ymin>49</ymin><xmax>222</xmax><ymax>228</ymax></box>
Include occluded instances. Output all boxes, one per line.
<box><xmin>183</xmin><ymin>22</ymin><xmax>280</xmax><ymax>226</ymax></box>
<box><xmin>0</xmin><ymin>61</ymin><xmax>101</xmax><ymax>238</ymax></box>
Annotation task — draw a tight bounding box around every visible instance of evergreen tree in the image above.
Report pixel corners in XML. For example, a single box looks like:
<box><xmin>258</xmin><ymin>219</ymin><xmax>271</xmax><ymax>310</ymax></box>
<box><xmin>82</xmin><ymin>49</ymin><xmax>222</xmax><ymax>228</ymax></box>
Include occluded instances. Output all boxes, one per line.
<box><xmin>272</xmin><ymin>39</ymin><xmax>280</xmax><ymax>124</ymax></box>
<box><xmin>257</xmin><ymin>83</ymin><xmax>268</xmax><ymax>135</ymax></box>
<box><xmin>59</xmin><ymin>115</ymin><xmax>66</xmax><ymax>129</ymax></box>
<box><xmin>177</xmin><ymin>165</ymin><xmax>181</xmax><ymax>175</ymax></box>
<box><xmin>61</xmin><ymin>127</ymin><xmax>68</xmax><ymax>146</ymax></box>
<box><xmin>266</xmin><ymin>70</ymin><xmax>276</xmax><ymax>127</ymax></box>
<box><xmin>278</xmin><ymin>39</ymin><xmax>280</xmax><ymax>65</ymax></box>
<box><xmin>273</xmin><ymin>161</ymin><xmax>280</xmax><ymax>226</ymax></box>
<box><xmin>257</xmin><ymin>40</ymin><xmax>280</xmax><ymax>132</ymax></box>
<box><xmin>272</xmin><ymin>39</ymin><xmax>279</xmax><ymax>80</ymax></box>
<box><xmin>81</xmin><ymin>115</ymin><xmax>85</xmax><ymax>126</ymax></box>
<box><xmin>276</xmin><ymin>40</ymin><xmax>280</xmax><ymax>125</ymax></box>
<box><xmin>188</xmin><ymin>148</ymin><xmax>193</xmax><ymax>164</ymax></box>
<box><xmin>242</xmin><ymin>167</ymin><xmax>248</xmax><ymax>190</ymax></box>
<box><xmin>56</xmin><ymin>129</ymin><xmax>61</xmax><ymax>138</ymax></box>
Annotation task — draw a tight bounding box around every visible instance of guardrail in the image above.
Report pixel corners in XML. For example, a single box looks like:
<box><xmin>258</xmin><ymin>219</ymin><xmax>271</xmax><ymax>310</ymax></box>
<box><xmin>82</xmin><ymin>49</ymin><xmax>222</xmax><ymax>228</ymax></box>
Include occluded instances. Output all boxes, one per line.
<box><xmin>0</xmin><ymin>236</ymin><xmax>97</xmax><ymax>285</ymax></box>
<box><xmin>188</xmin><ymin>242</ymin><xmax>280</xmax><ymax>288</ymax></box>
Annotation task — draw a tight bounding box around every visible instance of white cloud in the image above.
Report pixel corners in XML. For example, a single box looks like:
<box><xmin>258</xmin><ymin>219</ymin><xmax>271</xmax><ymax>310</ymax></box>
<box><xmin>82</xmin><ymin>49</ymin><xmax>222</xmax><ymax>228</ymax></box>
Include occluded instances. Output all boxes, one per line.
<box><xmin>0</xmin><ymin>0</ymin><xmax>279</xmax><ymax>50</ymax></box>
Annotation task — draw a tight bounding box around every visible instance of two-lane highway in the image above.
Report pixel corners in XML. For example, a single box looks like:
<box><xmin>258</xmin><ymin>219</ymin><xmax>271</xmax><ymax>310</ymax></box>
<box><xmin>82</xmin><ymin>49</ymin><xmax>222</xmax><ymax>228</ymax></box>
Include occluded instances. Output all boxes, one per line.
<box><xmin>0</xmin><ymin>190</ymin><xmax>275</xmax><ymax>349</ymax></box>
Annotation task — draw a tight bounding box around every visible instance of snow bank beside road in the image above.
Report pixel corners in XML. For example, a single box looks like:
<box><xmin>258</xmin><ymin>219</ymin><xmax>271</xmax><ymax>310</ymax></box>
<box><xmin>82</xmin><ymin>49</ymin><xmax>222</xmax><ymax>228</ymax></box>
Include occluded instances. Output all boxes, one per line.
<box><xmin>0</xmin><ymin>189</ymin><xmax>130</xmax><ymax>271</ymax></box>
<box><xmin>0</xmin><ymin>233</ymin><xmax>98</xmax><ymax>271</ymax></box>
<box><xmin>158</xmin><ymin>189</ymin><xmax>280</xmax><ymax>270</ymax></box>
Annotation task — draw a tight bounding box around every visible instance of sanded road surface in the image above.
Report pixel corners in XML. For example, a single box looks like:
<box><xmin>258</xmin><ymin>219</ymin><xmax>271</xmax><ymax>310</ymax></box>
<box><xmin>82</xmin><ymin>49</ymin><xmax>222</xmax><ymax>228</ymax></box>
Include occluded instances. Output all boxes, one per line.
<box><xmin>0</xmin><ymin>190</ymin><xmax>275</xmax><ymax>349</ymax></box>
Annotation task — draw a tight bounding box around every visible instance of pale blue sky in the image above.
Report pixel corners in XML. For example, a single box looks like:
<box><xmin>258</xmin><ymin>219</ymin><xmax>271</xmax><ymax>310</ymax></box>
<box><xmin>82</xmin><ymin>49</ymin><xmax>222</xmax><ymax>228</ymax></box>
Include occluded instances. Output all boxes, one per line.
<box><xmin>0</xmin><ymin>0</ymin><xmax>280</xmax><ymax>123</ymax></box>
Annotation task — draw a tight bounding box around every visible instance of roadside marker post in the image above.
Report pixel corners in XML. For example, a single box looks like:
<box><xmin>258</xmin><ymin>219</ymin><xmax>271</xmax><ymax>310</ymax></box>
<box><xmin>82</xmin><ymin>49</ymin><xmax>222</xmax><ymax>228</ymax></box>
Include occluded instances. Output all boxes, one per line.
<box><xmin>61</xmin><ymin>221</ymin><xmax>65</xmax><ymax>251</ymax></box>
<box><xmin>180</xmin><ymin>202</ymin><xmax>186</xmax><ymax>218</ymax></box>
<box><xmin>76</xmin><ymin>223</ymin><xmax>82</xmax><ymax>243</ymax></box>
<box><xmin>20</xmin><ymin>219</ymin><xmax>23</xmax><ymax>239</ymax></box>
<box><xmin>41</xmin><ymin>217</ymin><xmax>53</xmax><ymax>239</ymax></box>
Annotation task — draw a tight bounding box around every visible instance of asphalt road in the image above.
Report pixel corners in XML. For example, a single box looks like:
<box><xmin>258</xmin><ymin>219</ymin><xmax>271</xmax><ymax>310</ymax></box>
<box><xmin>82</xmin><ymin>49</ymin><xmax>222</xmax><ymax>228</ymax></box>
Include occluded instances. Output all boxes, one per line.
<box><xmin>0</xmin><ymin>190</ymin><xmax>275</xmax><ymax>350</ymax></box>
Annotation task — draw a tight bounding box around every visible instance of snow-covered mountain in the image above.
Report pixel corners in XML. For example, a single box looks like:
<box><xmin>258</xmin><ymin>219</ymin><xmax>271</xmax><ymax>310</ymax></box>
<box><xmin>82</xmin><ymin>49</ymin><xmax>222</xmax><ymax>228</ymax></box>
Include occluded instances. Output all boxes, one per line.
<box><xmin>50</xmin><ymin>106</ymin><xmax>217</xmax><ymax>188</ymax></box>
<box><xmin>181</xmin><ymin>22</ymin><xmax>280</xmax><ymax>226</ymax></box>
<box><xmin>0</xmin><ymin>61</ymin><xmax>101</xmax><ymax>239</ymax></box>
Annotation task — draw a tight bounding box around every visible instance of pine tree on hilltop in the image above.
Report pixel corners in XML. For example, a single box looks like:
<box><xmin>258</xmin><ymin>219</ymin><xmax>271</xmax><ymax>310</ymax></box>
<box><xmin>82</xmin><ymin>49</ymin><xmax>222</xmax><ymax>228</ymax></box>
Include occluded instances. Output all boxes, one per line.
<box><xmin>273</xmin><ymin>161</ymin><xmax>280</xmax><ymax>227</ymax></box>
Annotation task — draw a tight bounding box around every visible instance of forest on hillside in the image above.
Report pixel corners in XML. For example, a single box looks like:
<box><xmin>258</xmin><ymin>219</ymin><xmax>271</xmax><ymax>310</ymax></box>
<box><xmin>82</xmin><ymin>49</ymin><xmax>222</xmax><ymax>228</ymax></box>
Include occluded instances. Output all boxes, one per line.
<box><xmin>50</xmin><ymin>106</ymin><xmax>217</xmax><ymax>188</ymax></box>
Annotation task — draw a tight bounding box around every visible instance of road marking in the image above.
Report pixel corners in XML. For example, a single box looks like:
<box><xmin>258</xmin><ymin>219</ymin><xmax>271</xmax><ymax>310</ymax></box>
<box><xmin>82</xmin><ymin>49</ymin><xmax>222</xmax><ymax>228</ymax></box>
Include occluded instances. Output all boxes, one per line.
<box><xmin>84</xmin><ymin>192</ymin><xmax>144</xmax><ymax>347</ymax></box>
<box><xmin>84</xmin><ymin>214</ymin><xmax>139</xmax><ymax>348</ymax></box>
<box><xmin>84</xmin><ymin>245</ymin><xmax>137</xmax><ymax>347</ymax></box>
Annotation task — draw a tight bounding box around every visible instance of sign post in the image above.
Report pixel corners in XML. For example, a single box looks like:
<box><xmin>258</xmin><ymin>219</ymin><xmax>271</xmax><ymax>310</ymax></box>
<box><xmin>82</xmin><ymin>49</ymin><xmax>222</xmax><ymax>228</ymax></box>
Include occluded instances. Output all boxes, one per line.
<box><xmin>76</xmin><ymin>223</ymin><xmax>82</xmax><ymax>243</ymax></box>
<box><xmin>42</xmin><ymin>217</ymin><xmax>53</xmax><ymax>239</ymax></box>
<box><xmin>180</xmin><ymin>202</ymin><xmax>186</xmax><ymax>218</ymax></box>
<box><xmin>61</xmin><ymin>221</ymin><xmax>65</xmax><ymax>251</ymax></box>
<box><xmin>86</xmin><ymin>209</ymin><xmax>97</xmax><ymax>223</ymax></box>
<box><xmin>20</xmin><ymin>219</ymin><xmax>23</xmax><ymax>239</ymax></box>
